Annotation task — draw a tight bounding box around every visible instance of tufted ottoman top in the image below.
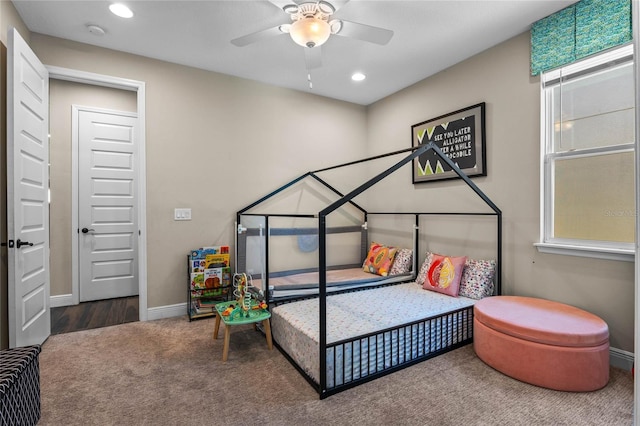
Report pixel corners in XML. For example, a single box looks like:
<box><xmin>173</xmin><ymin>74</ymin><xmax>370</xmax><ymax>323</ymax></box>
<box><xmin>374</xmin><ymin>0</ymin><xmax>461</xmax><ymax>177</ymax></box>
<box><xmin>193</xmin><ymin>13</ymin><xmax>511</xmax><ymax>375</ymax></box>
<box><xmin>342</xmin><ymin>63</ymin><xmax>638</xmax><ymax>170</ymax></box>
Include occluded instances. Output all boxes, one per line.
<box><xmin>474</xmin><ymin>296</ymin><xmax>609</xmax><ymax>347</ymax></box>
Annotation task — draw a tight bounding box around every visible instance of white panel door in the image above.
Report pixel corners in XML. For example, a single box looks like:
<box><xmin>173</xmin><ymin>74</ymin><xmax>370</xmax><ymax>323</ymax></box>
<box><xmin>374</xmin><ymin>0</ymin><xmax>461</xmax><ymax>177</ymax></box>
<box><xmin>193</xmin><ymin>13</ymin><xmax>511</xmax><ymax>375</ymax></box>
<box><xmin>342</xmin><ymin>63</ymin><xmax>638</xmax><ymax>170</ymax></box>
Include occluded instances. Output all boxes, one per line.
<box><xmin>7</xmin><ymin>28</ymin><xmax>50</xmax><ymax>347</ymax></box>
<box><xmin>78</xmin><ymin>108</ymin><xmax>138</xmax><ymax>302</ymax></box>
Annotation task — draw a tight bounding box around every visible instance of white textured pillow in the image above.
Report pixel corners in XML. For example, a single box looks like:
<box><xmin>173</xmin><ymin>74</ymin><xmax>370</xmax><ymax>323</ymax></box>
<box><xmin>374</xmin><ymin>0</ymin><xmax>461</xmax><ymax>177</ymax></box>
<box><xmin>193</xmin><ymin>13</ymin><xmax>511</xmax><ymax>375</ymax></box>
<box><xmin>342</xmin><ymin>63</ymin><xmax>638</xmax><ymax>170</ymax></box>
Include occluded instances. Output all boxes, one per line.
<box><xmin>458</xmin><ymin>258</ymin><xmax>496</xmax><ymax>299</ymax></box>
<box><xmin>389</xmin><ymin>248</ymin><xmax>413</xmax><ymax>275</ymax></box>
<box><xmin>414</xmin><ymin>252</ymin><xmax>434</xmax><ymax>285</ymax></box>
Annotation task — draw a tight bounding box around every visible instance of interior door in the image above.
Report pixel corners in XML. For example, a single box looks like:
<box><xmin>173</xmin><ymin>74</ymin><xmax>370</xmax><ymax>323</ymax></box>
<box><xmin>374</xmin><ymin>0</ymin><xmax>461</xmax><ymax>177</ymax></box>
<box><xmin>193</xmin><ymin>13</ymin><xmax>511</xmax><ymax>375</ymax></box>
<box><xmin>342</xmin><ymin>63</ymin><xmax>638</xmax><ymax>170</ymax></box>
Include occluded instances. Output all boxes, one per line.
<box><xmin>7</xmin><ymin>28</ymin><xmax>51</xmax><ymax>347</ymax></box>
<box><xmin>77</xmin><ymin>108</ymin><xmax>138</xmax><ymax>302</ymax></box>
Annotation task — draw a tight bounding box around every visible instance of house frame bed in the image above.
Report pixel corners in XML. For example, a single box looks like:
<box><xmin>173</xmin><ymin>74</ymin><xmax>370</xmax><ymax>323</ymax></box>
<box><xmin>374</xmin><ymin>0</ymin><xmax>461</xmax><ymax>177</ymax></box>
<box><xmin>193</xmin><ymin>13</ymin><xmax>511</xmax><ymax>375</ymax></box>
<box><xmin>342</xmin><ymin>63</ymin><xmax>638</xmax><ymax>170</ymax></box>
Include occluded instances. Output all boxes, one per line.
<box><xmin>236</xmin><ymin>142</ymin><xmax>502</xmax><ymax>399</ymax></box>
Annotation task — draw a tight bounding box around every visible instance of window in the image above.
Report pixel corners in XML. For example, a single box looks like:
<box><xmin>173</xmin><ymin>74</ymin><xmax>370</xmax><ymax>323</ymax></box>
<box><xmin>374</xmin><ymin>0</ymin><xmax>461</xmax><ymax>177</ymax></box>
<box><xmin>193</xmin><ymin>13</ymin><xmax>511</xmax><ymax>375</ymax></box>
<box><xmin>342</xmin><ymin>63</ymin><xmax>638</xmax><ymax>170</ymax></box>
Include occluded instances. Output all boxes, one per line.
<box><xmin>537</xmin><ymin>44</ymin><xmax>635</xmax><ymax>261</ymax></box>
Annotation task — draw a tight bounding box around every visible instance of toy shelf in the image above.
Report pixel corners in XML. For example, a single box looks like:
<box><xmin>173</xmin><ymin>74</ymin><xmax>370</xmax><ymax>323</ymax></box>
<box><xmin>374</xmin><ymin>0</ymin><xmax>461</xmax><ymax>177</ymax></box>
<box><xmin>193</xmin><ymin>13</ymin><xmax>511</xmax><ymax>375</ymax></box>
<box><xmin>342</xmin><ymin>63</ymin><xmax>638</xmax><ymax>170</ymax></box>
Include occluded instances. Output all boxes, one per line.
<box><xmin>187</xmin><ymin>246</ymin><xmax>232</xmax><ymax>321</ymax></box>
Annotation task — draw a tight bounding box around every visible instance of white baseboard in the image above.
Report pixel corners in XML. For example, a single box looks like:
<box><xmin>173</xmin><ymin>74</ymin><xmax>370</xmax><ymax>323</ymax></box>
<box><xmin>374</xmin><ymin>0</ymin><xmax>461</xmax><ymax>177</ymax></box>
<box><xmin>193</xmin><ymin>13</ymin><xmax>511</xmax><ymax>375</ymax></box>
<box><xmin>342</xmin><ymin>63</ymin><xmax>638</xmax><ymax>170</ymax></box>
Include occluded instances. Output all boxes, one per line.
<box><xmin>610</xmin><ymin>347</ymin><xmax>634</xmax><ymax>371</ymax></box>
<box><xmin>50</xmin><ymin>294</ymin><xmax>74</xmax><ymax>308</ymax></box>
<box><xmin>146</xmin><ymin>302</ymin><xmax>188</xmax><ymax>321</ymax></box>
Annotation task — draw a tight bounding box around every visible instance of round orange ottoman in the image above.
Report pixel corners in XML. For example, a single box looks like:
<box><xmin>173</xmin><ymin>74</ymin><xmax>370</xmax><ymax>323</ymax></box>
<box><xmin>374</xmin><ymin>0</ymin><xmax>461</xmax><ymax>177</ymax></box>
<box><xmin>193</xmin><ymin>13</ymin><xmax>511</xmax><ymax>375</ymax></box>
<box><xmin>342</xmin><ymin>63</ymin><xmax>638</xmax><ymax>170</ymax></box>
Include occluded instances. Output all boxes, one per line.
<box><xmin>473</xmin><ymin>296</ymin><xmax>609</xmax><ymax>392</ymax></box>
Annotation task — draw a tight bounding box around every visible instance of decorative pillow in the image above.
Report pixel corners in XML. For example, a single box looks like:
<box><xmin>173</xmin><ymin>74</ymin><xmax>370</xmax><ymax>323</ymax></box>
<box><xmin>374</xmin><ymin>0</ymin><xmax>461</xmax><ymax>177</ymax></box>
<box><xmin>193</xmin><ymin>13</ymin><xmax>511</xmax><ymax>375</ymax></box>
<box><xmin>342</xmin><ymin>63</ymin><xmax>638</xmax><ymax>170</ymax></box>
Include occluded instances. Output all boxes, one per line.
<box><xmin>389</xmin><ymin>248</ymin><xmax>412</xmax><ymax>275</ymax></box>
<box><xmin>363</xmin><ymin>242</ymin><xmax>398</xmax><ymax>276</ymax></box>
<box><xmin>422</xmin><ymin>254</ymin><xmax>467</xmax><ymax>297</ymax></box>
<box><xmin>459</xmin><ymin>258</ymin><xmax>496</xmax><ymax>300</ymax></box>
<box><xmin>415</xmin><ymin>252</ymin><xmax>434</xmax><ymax>285</ymax></box>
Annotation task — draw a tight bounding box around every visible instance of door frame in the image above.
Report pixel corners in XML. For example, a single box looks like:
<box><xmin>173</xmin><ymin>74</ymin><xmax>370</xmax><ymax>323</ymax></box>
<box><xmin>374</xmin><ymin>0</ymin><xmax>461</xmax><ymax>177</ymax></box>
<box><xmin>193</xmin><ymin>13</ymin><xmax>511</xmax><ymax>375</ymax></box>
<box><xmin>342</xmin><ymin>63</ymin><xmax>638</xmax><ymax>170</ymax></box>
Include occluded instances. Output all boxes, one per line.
<box><xmin>47</xmin><ymin>66</ymin><xmax>148</xmax><ymax>321</ymax></box>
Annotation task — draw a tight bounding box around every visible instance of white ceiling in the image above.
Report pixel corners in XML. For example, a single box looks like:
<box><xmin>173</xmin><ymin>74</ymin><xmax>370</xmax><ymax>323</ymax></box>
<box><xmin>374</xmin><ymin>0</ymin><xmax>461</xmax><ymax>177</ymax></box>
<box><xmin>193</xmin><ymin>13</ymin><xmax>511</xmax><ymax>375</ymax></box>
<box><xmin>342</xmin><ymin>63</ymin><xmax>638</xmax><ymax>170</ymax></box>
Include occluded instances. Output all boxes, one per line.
<box><xmin>12</xmin><ymin>0</ymin><xmax>576</xmax><ymax>105</ymax></box>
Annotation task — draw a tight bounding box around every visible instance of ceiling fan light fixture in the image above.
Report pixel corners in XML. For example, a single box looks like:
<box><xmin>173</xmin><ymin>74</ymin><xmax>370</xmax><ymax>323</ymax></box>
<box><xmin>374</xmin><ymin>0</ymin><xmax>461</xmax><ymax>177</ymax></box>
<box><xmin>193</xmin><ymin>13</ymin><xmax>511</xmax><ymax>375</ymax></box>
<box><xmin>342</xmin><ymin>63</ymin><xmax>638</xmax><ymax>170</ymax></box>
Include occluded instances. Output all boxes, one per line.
<box><xmin>290</xmin><ymin>17</ymin><xmax>331</xmax><ymax>48</ymax></box>
<box><xmin>329</xmin><ymin>19</ymin><xmax>342</xmax><ymax>34</ymax></box>
<box><xmin>283</xmin><ymin>4</ymin><xmax>299</xmax><ymax>14</ymax></box>
<box><xmin>317</xmin><ymin>1</ymin><xmax>335</xmax><ymax>14</ymax></box>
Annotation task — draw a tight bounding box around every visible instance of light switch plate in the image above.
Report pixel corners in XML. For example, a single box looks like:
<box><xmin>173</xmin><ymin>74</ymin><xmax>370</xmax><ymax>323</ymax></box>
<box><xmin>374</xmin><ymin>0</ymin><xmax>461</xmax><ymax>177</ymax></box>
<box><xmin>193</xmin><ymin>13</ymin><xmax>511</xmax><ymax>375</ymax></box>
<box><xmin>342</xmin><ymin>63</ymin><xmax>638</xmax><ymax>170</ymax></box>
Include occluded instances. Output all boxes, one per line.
<box><xmin>174</xmin><ymin>208</ymin><xmax>192</xmax><ymax>221</ymax></box>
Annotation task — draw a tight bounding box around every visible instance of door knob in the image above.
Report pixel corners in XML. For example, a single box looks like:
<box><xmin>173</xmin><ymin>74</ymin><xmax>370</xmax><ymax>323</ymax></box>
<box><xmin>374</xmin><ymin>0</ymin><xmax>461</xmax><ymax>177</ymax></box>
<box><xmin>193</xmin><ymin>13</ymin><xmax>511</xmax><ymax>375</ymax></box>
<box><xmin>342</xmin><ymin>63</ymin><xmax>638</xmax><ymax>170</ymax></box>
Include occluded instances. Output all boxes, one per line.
<box><xmin>81</xmin><ymin>228</ymin><xmax>95</xmax><ymax>234</ymax></box>
<box><xmin>16</xmin><ymin>239</ymin><xmax>33</xmax><ymax>248</ymax></box>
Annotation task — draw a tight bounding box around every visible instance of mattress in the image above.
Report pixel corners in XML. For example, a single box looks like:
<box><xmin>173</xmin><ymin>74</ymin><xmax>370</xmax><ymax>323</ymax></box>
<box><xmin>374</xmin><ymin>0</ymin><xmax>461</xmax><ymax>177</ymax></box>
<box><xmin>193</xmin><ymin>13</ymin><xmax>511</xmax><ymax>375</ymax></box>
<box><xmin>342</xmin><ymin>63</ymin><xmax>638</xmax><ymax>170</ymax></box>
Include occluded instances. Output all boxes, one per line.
<box><xmin>254</xmin><ymin>267</ymin><xmax>412</xmax><ymax>300</ymax></box>
<box><xmin>271</xmin><ymin>283</ymin><xmax>475</xmax><ymax>388</ymax></box>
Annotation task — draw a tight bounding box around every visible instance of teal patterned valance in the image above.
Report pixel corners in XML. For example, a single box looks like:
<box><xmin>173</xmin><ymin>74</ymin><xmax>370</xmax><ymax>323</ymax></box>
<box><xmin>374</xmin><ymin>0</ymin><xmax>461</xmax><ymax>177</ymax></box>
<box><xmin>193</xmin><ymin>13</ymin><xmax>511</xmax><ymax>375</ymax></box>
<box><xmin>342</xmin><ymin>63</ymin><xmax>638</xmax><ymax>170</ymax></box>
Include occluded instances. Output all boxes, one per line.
<box><xmin>531</xmin><ymin>0</ymin><xmax>631</xmax><ymax>76</ymax></box>
<box><xmin>531</xmin><ymin>6</ymin><xmax>576</xmax><ymax>76</ymax></box>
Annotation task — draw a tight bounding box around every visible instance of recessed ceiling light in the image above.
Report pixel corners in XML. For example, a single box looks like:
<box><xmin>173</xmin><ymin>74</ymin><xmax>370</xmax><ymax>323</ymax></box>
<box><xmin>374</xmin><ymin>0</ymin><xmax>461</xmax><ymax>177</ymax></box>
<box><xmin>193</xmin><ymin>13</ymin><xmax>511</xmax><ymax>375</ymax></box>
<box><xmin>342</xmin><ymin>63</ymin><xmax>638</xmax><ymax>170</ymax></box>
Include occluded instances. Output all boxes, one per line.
<box><xmin>351</xmin><ymin>72</ymin><xmax>366</xmax><ymax>82</ymax></box>
<box><xmin>109</xmin><ymin>3</ymin><xmax>133</xmax><ymax>18</ymax></box>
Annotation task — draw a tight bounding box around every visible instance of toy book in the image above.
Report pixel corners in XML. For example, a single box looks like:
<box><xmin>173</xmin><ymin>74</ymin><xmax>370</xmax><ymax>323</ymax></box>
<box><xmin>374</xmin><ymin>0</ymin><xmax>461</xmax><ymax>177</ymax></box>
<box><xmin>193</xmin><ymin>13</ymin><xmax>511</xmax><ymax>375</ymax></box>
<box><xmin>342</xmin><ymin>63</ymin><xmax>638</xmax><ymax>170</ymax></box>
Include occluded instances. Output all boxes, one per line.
<box><xmin>191</xmin><ymin>245</ymin><xmax>230</xmax><ymax>260</ymax></box>
<box><xmin>190</xmin><ymin>272</ymin><xmax>205</xmax><ymax>290</ymax></box>
<box><xmin>204</xmin><ymin>266</ymin><xmax>231</xmax><ymax>289</ymax></box>
<box><xmin>205</xmin><ymin>253</ymin><xmax>230</xmax><ymax>269</ymax></box>
<box><xmin>190</xmin><ymin>259</ymin><xmax>206</xmax><ymax>272</ymax></box>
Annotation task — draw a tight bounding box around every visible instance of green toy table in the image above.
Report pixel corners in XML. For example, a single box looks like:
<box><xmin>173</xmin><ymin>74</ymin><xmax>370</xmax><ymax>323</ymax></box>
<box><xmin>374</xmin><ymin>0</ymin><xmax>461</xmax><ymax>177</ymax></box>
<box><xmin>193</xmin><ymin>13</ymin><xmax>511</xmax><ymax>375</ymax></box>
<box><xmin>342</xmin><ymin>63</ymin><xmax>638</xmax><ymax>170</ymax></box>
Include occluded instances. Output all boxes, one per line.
<box><xmin>213</xmin><ymin>300</ymin><xmax>272</xmax><ymax>361</ymax></box>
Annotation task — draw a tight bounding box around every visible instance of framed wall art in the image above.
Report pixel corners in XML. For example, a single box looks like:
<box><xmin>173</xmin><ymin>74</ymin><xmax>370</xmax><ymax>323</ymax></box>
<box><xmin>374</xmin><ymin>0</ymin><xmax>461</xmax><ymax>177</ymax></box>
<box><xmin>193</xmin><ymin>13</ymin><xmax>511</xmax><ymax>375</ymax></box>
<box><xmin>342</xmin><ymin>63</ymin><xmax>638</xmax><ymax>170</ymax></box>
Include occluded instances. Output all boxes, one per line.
<box><xmin>411</xmin><ymin>102</ymin><xmax>486</xmax><ymax>184</ymax></box>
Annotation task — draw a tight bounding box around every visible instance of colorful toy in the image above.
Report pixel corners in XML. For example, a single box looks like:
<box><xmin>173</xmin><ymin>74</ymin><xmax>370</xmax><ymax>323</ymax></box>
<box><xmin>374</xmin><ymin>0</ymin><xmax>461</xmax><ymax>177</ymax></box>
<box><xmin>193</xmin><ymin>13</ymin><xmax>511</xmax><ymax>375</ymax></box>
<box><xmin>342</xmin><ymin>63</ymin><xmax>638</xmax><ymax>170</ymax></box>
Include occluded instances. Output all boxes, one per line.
<box><xmin>221</xmin><ymin>304</ymin><xmax>235</xmax><ymax>316</ymax></box>
<box><xmin>231</xmin><ymin>273</ymin><xmax>267</xmax><ymax>320</ymax></box>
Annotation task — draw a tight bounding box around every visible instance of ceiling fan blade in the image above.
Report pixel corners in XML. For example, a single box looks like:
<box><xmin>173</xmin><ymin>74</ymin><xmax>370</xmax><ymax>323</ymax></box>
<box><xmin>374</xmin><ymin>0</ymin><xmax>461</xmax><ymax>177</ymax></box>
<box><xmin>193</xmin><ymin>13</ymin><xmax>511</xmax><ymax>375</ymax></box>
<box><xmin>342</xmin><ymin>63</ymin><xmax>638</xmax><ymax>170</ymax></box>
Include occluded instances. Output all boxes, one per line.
<box><xmin>329</xmin><ymin>0</ymin><xmax>350</xmax><ymax>13</ymax></box>
<box><xmin>334</xmin><ymin>20</ymin><xmax>394</xmax><ymax>45</ymax></box>
<box><xmin>304</xmin><ymin>46</ymin><xmax>322</xmax><ymax>70</ymax></box>
<box><xmin>268</xmin><ymin>0</ymin><xmax>298</xmax><ymax>10</ymax></box>
<box><xmin>268</xmin><ymin>0</ymin><xmax>293</xmax><ymax>11</ymax></box>
<box><xmin>231</xmin><ymin>26</ymin><xmax>284</xmax><ymax>47</ymax></box>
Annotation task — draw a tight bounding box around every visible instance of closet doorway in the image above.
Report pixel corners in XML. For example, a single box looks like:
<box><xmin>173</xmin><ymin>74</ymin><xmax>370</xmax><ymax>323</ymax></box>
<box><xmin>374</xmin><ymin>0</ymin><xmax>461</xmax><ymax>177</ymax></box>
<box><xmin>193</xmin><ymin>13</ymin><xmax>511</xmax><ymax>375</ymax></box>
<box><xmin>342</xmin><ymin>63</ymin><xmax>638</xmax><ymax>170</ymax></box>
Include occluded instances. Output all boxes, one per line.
<box><xmin>47</xmin><ymin>67</ymin><xmax>148</xmax><ymax>332</ymax></box>
<box><xmin>50</xmin><ymin>296</ymin><xmax>138</xmax><ymax>334</ymax></box>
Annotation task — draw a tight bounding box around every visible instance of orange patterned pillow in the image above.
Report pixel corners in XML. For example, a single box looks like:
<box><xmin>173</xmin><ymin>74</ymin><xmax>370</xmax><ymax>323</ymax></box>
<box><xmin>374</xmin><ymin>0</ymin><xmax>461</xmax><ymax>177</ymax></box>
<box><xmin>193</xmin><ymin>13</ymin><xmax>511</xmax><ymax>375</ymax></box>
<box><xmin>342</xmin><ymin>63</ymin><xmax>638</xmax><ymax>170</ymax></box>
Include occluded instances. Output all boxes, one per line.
<box><xmin>422</xmin><ymin>254</ymin><xmax>467</xmax><ymax>297</ymax></box>
<box><xmin>363</xmin><ymin>242</ymin><xmax>397</xmax><ymax>277</ymax></box>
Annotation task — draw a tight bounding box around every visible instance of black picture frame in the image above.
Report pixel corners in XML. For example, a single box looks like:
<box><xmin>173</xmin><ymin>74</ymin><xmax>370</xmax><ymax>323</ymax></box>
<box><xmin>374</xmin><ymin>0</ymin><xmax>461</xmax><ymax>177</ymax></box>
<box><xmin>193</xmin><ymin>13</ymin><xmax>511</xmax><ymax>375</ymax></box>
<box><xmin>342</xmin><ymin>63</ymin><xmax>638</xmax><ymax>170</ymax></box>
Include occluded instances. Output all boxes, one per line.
<box><xmin>411</xmin><ymin>102</ymin><xmax>486</xmax><ymax>184</ymax></box>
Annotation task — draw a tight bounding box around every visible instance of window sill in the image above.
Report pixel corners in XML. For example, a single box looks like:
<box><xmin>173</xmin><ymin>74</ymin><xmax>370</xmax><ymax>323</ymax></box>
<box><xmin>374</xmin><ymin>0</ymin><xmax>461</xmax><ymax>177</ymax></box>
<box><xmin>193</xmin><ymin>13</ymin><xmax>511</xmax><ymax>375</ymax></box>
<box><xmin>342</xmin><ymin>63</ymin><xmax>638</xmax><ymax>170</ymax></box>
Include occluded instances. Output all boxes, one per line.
<box><xmin>534</xmin><ymin>243</ymin><xmax>635</xmax><ymax>262</ymax></box>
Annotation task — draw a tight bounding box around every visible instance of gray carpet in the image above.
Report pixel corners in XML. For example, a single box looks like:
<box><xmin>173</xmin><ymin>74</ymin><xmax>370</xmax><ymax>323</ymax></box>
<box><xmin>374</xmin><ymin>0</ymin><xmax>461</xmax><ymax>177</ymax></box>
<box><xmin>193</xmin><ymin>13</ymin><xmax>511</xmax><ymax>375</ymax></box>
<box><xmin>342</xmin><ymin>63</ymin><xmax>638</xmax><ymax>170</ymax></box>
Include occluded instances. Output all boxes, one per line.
<box><xmin>39</xmin><ymin>316</ymin><xmax>633</xmax><ymax>425</ymax></box>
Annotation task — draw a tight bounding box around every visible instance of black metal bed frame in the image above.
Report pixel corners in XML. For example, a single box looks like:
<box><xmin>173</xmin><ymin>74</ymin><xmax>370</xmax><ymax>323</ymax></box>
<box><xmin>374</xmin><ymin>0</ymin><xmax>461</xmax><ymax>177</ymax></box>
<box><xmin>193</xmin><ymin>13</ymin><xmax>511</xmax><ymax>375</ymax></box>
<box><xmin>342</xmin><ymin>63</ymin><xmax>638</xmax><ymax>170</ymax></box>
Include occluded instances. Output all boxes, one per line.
<box><xmin>236</xmin><ymin>142</ymin><xmax>502</xmax><ymax>399</ymax></box>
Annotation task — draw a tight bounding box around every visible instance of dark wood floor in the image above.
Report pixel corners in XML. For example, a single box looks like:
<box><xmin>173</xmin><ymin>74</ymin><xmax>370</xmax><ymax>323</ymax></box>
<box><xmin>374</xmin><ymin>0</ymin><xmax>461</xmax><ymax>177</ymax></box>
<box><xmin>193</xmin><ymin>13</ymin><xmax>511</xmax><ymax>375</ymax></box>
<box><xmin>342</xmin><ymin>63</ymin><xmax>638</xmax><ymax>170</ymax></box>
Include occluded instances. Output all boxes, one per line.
<box><xmin>51</xmin><ymin>296</ymin><xmax>139</xmax><ymax>335</ymax></box>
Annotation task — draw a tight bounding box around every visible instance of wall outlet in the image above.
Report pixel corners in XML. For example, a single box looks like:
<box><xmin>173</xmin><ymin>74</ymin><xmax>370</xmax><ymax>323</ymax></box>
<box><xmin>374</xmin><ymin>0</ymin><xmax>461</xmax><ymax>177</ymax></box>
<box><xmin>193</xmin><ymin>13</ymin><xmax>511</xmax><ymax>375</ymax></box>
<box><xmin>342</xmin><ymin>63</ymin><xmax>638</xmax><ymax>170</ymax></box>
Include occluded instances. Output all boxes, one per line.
<box><xmin>174</xmin><ymin>208</ymin><xmax>192</xmax><ymax>221</ymax></box>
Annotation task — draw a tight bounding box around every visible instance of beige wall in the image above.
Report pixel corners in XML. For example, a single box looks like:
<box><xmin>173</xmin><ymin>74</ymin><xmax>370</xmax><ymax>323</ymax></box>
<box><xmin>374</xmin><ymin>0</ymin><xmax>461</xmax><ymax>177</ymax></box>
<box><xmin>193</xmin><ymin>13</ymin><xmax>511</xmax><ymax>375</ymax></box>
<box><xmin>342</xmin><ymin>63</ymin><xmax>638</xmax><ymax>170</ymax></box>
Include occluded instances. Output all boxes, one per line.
<box><xmin>366</xmin><ymin>32</ymin><xmax>634</xmax><ymax>352</ymax></box>
<box><xmin>30</xmin><ymin>34</ymin><xmax>368</xmax><ymax>309</ymax></box>
<box><xmin>0</xmin><ymin>0</ymin><xmax>30</xmax><ymax>46</ymax></box>
<box><xmin>49</xmin><ymin>80</ymin><xmax>137</xmax><ymax>296</ymax></box>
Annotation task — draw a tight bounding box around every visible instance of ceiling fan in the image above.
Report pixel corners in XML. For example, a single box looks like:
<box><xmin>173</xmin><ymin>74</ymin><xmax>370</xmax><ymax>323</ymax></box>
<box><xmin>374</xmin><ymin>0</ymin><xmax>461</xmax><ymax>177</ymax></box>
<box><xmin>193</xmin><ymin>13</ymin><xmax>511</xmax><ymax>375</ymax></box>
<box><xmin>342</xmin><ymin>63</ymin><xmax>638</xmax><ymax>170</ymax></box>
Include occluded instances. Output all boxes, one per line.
<box><xmin>230</xmin><ymin>0</ymin><xmax>394</xmax><ymax>70</ymax></box>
